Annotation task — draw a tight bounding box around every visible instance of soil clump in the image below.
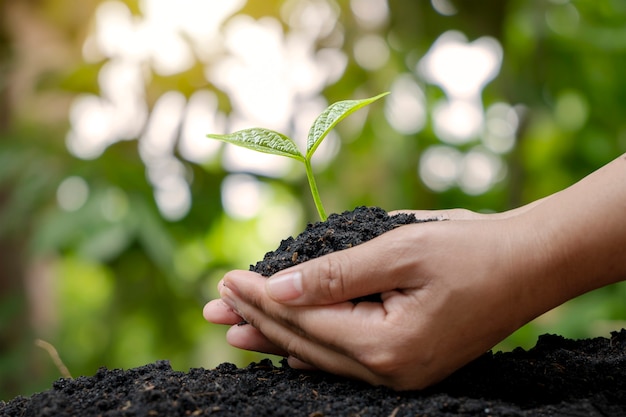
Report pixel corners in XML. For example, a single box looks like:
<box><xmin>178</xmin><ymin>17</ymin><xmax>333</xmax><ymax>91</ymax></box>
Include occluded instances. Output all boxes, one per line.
<box><xmin>250</xmin><ymin>206</ymin><xmax>433</xmax><ymax>302</ymax></box>
<box><xmin>251</xmin><ymin>206</ymin><xmax>430</xmax><ymax>277</ymax></box>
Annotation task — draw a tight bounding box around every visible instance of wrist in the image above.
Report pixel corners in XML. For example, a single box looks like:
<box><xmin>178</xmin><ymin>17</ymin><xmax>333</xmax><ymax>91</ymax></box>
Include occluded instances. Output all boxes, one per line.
<box><xmin>483</xmin><ymin>215</ymin><xmax>564</xmax><ymax>330</ymax></box>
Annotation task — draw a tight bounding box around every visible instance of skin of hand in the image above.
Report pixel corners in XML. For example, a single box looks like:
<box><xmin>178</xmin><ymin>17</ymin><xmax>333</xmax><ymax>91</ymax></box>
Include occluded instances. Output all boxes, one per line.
<box><xmin>203</xmin><ymin>154</ymin><xmax>626</xmax><ymax>391</ymax></box>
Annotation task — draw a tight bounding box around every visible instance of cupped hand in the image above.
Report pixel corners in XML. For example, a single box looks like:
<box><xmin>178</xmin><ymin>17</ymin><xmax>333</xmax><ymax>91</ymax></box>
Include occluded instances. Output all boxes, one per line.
<box><xmin>203</xmin><ymin>156</ymin><xmax>626</xmax><ymax>390</ymax></box>
<box><xmin>204</xmin><ymin>209</ymin><xmax>556</xmax><ymax>390</ymax></box>
<box><xmin>202</xmin><ymin>208</ymin><xmax>489</xmax><ymax>361</ymax></box>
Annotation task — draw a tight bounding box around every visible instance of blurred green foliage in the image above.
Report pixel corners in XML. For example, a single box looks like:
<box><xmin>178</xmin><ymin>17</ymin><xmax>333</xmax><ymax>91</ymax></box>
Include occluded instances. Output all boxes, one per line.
<box><xmin>1</xmin><ymin>0</ymin><xmax>625</xmax><ymax>400</ymax></box>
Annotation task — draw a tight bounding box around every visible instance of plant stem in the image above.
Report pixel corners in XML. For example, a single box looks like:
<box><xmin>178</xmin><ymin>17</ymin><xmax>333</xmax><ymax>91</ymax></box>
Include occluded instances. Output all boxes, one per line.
<box><xmin>304</xmin><ymin>159</ymin><xmax>327</xmax><ymax>221</ymax></box>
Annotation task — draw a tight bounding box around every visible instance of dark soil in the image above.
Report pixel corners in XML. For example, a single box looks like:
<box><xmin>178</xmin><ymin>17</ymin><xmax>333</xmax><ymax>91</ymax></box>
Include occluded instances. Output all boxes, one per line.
<box><xmin>250</xmin><ymin>206</ymin><xmax>430</xmax><ymax>276</ymax></box>
<box><xmin>2</xmin><ymin>331</ymin><xmax>626</xmax><ymax>416</ymax></box>
<box><xmin>250</xmin><ymin>206</ymin><xmax>434</xmax><ymax>302</ymax></box>
<box><xmin>3</xmin><ymin>206</ymin><xmax>625</xmax><ymax>416</ymax></box>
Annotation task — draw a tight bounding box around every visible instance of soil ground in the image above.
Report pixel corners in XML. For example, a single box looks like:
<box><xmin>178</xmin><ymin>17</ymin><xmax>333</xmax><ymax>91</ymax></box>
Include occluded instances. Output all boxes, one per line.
<box><xmin>2</xmin><ymin>331</ymin><xmax>626</xmax><ymax>416</ymax></box>
<box><xmin>3</xmin><ymin>207</ymin><xmax>625</xmax><ymax>416</ymax></box>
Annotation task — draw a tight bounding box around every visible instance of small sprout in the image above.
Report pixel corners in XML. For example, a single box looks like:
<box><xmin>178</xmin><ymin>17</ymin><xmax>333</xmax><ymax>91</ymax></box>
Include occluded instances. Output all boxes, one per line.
<box><xmin>207</xmin><ymin>92</ymin><xmax>389</xmax><ymax>221</ymax></box>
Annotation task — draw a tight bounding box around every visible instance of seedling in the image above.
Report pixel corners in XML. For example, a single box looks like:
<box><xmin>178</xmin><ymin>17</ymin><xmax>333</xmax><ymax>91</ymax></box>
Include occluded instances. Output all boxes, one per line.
<box><xmin>207</xmin><ymin>92</ymin><xmax>389</xmax><ymax>221</ymax></box>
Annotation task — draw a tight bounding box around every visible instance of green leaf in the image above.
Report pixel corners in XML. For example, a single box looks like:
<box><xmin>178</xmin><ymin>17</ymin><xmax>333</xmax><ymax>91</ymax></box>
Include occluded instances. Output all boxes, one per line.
<box><xmin>306</xmin><ymin>92</ymin><xmax>389</xmax><ymax>159</ymax></box>
<box><xmin>207</xmin><ymin>128</ymin><xmax>304</xmax><ymax>161</ymax></box>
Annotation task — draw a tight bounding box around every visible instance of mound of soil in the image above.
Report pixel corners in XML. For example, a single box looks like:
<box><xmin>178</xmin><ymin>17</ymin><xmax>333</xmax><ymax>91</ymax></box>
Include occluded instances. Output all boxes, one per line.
<box><xmin>3</xmin><ymin>206</ymin><xmax>625</xmax><ymax>416</ymax></box>
<box><xmin>2</xmin><ymin>331</ymin><xmax>626</xmax><ymax>416</ymax></box>
<box><xmin>251</xmin><ymin>206</ymin><xmax>430</xmax><ymax>276</ymax></box>
<box><xmin>250</xmin><ymin>206</ymin><xmax>434</xmax><ymax>302</ymax></box>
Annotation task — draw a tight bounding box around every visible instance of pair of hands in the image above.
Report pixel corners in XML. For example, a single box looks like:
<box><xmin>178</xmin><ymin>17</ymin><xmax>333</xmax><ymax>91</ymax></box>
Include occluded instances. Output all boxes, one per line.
<box><xmin>203</xmin><ymin>207</ymin><xmax>556</xmax><ymax>390</ymax></box>
<box><xmin>203</xmin><ymin>154</ymin><xmax>626</xmax><ymax>390</ymax></box>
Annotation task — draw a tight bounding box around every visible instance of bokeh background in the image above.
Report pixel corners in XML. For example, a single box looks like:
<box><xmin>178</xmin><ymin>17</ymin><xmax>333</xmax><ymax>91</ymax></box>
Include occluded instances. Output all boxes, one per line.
<box><xmin>2</xmin><ymin>0</ymin><xmax>626</xmax><ymax>400</ymax></box>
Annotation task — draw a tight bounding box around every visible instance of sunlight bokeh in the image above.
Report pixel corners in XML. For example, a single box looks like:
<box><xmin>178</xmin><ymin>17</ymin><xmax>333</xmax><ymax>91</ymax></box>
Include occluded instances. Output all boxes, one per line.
<box><xmin>57</xmin><ymin>176</ymin><xmax>89</xmax><ymax>212</ymax></box>
<box><xmin>350</xmin><ymin>0</ymin><xmax>389</xmax><ymax>29</ymax></box>
<box><xmin>68</xmin><ymin>0</ymin><xmax>348</xmax><ymax>221</ymax></box>
<box><xmin>68</xmin><ymin>0</ymin><xmax>517</xmax><ymax>220</ymax></box>
<box><xmin>179</xmin><ymin>90</ymin><xmax>225</xmax><ymax>164</ymax></box>
<box><xmin>430</xmin><ymin>0</ymin><xmax>457</xmax><ymax>16</ymax></box>
<box><xmin>221</xmin><ymin>174</ymin><xmax>267</xmax><ymax>220</ymax></box>
<box><xmin>385</xmin><ymin>74</ymin><xmax>427</xmax><ymax>135</ymax></box>
<box><xmin>413</xmin><ymin>30</ymin><xmax>511</xmax><ymax>194</ymax></box>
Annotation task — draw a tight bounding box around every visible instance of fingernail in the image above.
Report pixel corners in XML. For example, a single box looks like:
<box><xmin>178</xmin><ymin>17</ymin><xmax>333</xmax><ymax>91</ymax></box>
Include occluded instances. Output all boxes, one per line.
<box><xmin>220</xmin><ymin>287</ymin><xmax>236</xmax><ymax>310</ymax></box>
<box><xmin>266</xmin><ymin>271</ymin><xmax>303</xmax><ymax>301</ymax></box>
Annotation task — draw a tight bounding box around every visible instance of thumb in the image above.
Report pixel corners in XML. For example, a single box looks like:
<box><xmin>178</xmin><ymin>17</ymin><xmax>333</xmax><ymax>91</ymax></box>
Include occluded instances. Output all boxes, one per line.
<box><xmin>264</xmin><ymin>230</ymin><xmax>411</xmax><ymax>305</ymax></box>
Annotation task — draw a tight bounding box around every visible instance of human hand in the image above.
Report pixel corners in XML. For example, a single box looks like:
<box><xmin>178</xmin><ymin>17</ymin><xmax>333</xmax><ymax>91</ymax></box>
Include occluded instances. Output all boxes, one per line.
<box><xmin>204</xmin><ymin>154</ymin><xmax>626</xmax><ymax>389</ymax></box>
<box><xmin>204</xmin><ymin>210</ymin><xmax>555</xmax><ymax>390</ymax></box>
<box><xmin>201</xmin><ymin>208</ymin><xmax>495</xmax><ymax>363</ymax></box>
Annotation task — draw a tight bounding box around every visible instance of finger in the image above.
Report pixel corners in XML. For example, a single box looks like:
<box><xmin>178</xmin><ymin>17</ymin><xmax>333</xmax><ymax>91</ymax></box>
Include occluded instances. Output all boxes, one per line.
<box><xmin>388</xmin><ymin>209</ymin><xmax>447</xmax><ymax>220</ymax></box>
<box><xmin>262</xmin><ymin>226</ymin><xmax>426</xmax><ymax>305</ymax></box>
<box><xmin>222</xmin><ymin>271</ymin><xmax>401</xmax><ymax>357</ymax></box>
<box><xmin>222</xmin><ymin>281</ymin><xmax>382</xmax><ymax>385</ymax></box>
<box><xmin>224</xmin><ymin>279</ymin><xmax>444</xmax><ymax>389</ymax></box>
<box><xmin>225</xmin><ymin>323</ymin><xmax>289</xmax><ymax>357</ymax></box>
<box><xmin>287</xmin><ymin>356</ymin><xmax>318</xmax><ymax>371</ymax></box>
<box><xmin>202</xmin><ymin>299</ymin><xmax>243</xmax><ymax>325</ymax></box>
<box><xmin>389</xmin><ymin>208</ymin><xmax>485</xmax><ymax>221</ymax></box>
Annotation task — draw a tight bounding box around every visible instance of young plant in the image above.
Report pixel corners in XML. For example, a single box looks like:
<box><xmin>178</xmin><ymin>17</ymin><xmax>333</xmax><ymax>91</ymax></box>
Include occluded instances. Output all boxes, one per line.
<box><xmin>207</xmin><ymin>92</ymin><xmax>389</xmax><ymax>221</ymax></box>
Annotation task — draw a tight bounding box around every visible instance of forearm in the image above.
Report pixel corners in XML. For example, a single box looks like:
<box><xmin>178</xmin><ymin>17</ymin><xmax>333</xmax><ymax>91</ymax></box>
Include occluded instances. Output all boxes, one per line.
<box><xmin>518</xmin><ymin>154</ymin><xmax>626</xmax><ymax>314</ymax></box>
